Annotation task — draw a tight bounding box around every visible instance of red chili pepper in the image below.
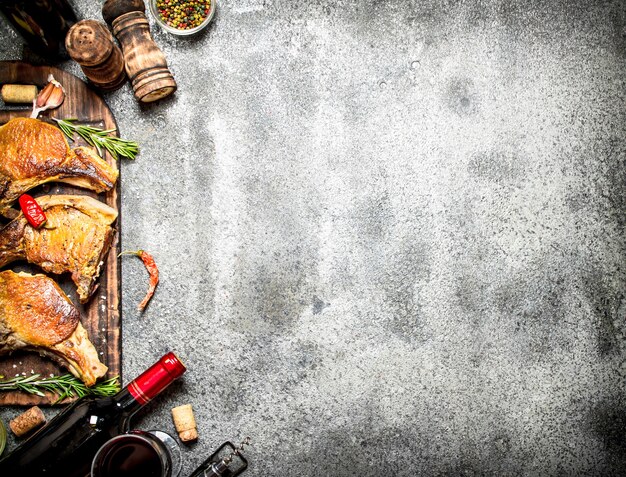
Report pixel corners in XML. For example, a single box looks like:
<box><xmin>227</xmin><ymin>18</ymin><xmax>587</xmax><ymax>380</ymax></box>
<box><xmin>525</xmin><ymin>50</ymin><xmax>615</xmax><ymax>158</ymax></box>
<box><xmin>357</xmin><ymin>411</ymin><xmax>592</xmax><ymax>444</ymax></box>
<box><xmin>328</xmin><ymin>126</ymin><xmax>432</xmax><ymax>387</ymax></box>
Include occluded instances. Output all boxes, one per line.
<box><xmin>119</xmin><ymin>249</ymin><xmax>159</xmax><ymax>311</ymax></box>
<box><xmin>18</xmin><ymin>194</ymin><xmax>47</xmax><ymax>228</ymax></box>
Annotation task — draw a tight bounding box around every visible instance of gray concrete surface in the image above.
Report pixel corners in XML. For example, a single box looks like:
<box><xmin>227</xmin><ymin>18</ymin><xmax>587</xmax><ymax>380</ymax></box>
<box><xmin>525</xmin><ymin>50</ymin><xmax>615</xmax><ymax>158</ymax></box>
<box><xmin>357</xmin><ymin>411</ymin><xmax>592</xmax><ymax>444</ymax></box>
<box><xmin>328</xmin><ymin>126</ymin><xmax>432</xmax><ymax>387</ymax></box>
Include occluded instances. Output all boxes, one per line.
<box><xmin>1</xmin><ymin>0</ymin><xmax>626</xmax><ymax>475</ymax></box>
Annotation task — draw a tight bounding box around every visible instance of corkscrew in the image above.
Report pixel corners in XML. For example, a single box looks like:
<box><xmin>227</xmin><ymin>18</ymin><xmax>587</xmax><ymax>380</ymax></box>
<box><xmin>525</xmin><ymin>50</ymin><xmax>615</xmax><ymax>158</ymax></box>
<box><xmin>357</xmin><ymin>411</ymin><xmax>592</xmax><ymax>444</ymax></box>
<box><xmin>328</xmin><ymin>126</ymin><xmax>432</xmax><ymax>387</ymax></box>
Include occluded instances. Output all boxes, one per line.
<box><xmin>222</xmin><ymin>437</ymin><xmax>251</xmax><ymax>467</ymax></box>
<box><xmin>189</xmin><ymin>437</ymin><xmax>250</xmax><ymax>477</ymax></box>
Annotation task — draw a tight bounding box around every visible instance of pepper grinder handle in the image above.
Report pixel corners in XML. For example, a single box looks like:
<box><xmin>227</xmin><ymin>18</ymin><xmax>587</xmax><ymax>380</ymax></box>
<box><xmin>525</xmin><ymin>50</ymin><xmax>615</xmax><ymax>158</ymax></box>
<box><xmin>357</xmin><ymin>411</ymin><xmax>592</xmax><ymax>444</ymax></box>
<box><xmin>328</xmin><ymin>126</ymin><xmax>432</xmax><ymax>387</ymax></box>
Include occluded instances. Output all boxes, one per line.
<box><xmin>102</xmin><ymin>0</ymin><xmax>177</xmax><ymax>102</ymax></box>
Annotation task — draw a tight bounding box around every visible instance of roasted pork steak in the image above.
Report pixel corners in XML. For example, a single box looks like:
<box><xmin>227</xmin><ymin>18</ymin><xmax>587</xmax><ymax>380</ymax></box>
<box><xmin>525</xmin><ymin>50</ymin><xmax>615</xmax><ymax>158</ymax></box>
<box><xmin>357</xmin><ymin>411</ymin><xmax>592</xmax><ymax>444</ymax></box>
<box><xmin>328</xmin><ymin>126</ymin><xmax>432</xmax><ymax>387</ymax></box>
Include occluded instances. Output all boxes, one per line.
<box><xmin>0</xmin><ymin>195</ymin><xmax>118</xmax><ymax>303</ymax></box>
<box><xmin>0</xmin><ymin>270</ymin><xmax>107</xmax><ymax>386</ymax></box>
<box><xmin>0</xmin><ymin>118</ymin><xmax>118</xmax><ymax>217</ymax></box>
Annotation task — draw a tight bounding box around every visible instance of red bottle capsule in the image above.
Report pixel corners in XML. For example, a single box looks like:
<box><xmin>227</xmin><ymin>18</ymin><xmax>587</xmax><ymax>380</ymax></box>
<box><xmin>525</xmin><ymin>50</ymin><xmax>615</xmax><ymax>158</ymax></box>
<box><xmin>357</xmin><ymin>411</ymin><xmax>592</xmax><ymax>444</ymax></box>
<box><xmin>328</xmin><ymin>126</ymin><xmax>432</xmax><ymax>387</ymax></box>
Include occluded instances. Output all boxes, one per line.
<box><xmin>18</xmin><ymin>194</ymin><xmax>47</xmax><ymax>228</ymax></box>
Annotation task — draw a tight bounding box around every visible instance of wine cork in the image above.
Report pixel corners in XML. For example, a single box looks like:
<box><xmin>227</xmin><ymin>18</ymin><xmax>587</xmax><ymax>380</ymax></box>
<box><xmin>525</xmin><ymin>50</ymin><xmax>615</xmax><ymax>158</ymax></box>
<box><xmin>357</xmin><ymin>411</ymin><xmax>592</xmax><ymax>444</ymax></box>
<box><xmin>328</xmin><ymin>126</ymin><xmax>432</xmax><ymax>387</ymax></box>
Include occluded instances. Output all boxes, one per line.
<box><xmin>171</xmin><ymin>404</ymin><xmax>198</xmax><ymax>442</ymax></box>
<box><xmin>1</xmin><ymin>84</ymin><xmax>38</xmax><ymax>104</ymax></box>
<box><xmin>9</xmin><ymin>406</ymin><xmax>46</xmax><ymax>437</ymax></box>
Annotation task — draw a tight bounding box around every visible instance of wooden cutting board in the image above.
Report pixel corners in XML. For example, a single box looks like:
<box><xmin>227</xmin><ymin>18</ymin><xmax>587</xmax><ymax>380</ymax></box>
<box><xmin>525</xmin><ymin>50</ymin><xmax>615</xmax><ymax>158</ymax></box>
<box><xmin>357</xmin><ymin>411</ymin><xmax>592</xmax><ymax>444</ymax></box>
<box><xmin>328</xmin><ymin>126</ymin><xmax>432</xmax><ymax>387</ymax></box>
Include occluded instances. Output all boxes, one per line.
<box><xmin>0</xmin><ymin>60</ymin><xmax>121</xmax><ymax>405</ymax></box>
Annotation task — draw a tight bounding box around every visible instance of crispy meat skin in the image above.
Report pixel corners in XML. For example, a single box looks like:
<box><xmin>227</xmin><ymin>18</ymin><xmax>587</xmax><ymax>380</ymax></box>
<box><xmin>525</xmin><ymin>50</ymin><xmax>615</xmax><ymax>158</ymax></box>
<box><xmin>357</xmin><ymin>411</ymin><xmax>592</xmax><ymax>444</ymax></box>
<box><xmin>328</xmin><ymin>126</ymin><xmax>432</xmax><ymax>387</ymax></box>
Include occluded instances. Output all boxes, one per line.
<box><xmin>0</xmin><ymin>118</ymin><xmax>118</xmax><ymax>217</ymax></box>
<box><xmin>0</xmin><ymin>270</ymin><xmax>107</xmax><ymax>386</ymax></box>
<box><xmin>0</xmin><ymin>195</ymin><xmax>118</xmax><ymax>303</ymax></box>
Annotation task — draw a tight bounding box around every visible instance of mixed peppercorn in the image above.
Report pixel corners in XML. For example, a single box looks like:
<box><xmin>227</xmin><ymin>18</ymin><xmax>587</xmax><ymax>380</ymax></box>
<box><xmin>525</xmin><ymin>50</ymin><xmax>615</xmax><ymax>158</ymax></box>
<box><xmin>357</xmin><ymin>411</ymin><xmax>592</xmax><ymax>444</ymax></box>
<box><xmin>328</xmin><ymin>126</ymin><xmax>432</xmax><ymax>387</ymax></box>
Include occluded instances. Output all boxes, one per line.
<box><xmin>156</xmin><ymin>0</ymin><xmax>211</xmax><ymax>30</ymax></box>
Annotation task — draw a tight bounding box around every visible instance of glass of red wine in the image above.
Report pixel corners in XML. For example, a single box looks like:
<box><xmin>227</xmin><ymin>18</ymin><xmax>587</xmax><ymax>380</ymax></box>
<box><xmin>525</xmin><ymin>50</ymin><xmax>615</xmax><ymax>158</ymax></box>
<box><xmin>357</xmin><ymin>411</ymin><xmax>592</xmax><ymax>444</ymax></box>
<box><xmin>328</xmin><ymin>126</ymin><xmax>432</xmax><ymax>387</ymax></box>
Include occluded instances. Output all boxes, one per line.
<box><xmin>91</xmin><ymin>430</ymin><xmax>182</xmax><ymax>477</ymax></box>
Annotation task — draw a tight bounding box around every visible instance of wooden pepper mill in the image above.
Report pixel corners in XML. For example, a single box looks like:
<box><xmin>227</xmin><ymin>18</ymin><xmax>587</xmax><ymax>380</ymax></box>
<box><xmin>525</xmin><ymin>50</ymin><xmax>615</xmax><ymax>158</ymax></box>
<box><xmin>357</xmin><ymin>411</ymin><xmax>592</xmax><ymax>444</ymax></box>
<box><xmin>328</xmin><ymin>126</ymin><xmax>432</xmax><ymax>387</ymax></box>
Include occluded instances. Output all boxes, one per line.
<box><xmin>102</xmin><ymin>0</ymin><xmax>177</xmax><ymax>103</ymax></box>
<box><xmin>65</xmin><ymin>20</ymin><xmax>126</xmax><ymax>91</ymax></box>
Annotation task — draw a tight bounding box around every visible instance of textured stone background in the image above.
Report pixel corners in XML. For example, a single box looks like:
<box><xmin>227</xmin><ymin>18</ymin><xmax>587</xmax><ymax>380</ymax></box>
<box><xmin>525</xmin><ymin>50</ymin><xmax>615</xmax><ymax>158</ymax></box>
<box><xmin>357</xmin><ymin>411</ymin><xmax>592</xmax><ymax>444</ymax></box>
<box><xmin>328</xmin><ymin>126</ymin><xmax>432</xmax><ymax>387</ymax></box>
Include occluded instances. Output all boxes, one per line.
<box><xmin>1</xmin><ymin>0</ymin><xmax>626</xmax><ymax>475</ymax></box>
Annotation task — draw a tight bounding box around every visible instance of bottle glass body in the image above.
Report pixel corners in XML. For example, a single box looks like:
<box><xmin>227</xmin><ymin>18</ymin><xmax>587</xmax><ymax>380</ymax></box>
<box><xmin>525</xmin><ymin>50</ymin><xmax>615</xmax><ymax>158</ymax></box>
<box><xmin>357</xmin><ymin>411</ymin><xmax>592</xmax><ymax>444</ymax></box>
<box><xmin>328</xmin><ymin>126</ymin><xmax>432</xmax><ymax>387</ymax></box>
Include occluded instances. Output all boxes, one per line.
<box><xmin>0</xmin><ymin>352</ymin><xmax>185</xmax><ymax>477</ymax></box>
<box><xmin>0</xmin><ymin>390</ymin><xmax>139</xmax><ymax>477</ymax></box>
<box><xmin>0</xmin><ymin>0</ymin><xmax>78</xmax><ymax>58</ymax></box>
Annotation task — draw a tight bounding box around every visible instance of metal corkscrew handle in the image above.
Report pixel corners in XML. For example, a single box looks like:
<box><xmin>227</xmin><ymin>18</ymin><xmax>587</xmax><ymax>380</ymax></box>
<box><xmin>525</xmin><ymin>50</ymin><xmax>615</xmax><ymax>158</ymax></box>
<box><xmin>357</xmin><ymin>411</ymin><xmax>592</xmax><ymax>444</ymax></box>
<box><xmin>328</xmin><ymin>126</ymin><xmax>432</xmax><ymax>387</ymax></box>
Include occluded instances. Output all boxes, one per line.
<box><xmin>199</xmin><ymin>438</ymin><xmax>251</xmax><ymax>477</ymax></box>
<box><xmin>222</xmin><ymin>437</ymin><xmax>251</xmax><ymax>466</ymax></box>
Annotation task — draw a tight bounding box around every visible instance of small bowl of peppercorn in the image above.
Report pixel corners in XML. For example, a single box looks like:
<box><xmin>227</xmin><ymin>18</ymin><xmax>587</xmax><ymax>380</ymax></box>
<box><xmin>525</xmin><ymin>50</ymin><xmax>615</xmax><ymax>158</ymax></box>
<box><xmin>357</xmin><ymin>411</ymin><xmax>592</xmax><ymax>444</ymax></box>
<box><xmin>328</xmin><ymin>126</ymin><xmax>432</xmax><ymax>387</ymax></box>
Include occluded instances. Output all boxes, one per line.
<box><xmin>149</xmin><ymin>0</ymin><xmax>216</xmax><ymax>36</ymax></box>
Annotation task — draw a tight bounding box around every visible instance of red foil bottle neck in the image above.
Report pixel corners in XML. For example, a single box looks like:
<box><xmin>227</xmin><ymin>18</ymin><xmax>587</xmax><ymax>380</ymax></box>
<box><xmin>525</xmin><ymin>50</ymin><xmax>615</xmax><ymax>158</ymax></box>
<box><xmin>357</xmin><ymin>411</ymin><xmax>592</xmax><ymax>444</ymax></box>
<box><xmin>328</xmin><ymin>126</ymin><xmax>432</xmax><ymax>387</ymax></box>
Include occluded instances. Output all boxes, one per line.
<box><xmin>128</xmin><ymin>352</ymin><xmax>186</xmax><ymax>405</ymax></box>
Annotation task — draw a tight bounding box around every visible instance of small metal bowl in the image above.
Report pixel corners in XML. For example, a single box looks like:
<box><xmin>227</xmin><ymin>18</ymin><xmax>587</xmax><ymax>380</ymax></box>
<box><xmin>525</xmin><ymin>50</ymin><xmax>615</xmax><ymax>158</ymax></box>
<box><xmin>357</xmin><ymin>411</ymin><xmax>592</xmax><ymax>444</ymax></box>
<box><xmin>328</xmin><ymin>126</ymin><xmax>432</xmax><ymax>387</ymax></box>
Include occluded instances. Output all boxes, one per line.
<box><xmin>149</xmin><ymin>0</ymin><xmax>216</xmax><ymax>36</ymax></box>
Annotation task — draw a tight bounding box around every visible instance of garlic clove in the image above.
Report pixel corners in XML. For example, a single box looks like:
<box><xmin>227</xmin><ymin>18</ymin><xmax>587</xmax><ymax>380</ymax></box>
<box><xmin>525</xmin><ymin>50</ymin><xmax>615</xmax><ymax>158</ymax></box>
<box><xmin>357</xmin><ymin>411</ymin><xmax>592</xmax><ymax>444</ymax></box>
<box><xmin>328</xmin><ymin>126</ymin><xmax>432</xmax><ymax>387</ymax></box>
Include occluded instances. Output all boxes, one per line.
<box><xmin>31</xmin><ymin>74</ymin><xmax>65</xmax><ymax>118</ymax></box>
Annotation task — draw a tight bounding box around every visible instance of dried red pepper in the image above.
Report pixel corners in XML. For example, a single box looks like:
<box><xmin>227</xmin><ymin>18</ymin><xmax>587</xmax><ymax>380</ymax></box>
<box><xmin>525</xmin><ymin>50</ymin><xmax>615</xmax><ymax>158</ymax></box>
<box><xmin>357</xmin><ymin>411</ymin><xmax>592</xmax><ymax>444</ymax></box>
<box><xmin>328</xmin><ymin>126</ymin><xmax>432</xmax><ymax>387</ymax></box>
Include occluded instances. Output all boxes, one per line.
<box><xmin>119</xmin><ymin>249</ymin><xmax>159</xmax><ymax>311</ymax></box>
<box><xmin>18</xmin><ymin>194</ymin><xmax>47</xmax><ymax>228</ymax></box>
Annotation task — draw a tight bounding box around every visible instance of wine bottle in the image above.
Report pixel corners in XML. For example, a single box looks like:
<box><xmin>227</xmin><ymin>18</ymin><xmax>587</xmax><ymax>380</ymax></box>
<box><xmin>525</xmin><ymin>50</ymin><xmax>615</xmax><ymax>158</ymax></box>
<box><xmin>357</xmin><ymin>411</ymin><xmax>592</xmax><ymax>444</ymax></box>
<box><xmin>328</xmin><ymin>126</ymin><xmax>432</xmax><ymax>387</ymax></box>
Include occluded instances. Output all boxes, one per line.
<box><xmin>0</xmin><ymin>352</ymin><xmax>186</xmax><ymax>477</ymax></box>
<box><xmin>0</xmin><ymin>0</ymin><xmax>78</xmax><ymax>59</ymax></box>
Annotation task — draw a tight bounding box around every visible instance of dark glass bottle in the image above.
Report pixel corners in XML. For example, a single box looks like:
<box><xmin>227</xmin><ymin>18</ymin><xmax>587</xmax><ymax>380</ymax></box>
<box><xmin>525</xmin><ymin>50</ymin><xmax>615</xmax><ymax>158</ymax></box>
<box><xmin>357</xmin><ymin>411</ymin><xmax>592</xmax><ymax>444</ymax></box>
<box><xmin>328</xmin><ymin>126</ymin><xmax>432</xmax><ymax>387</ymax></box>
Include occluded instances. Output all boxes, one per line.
<box><xmin>0</xmin><ymin>0</ymin><xmax>78</xmax><ymax>59</ymax></box>
<box><xmin>0</xmin><ymin>352</ymin><xmax>186</xmax><ymax>477</ymax></box>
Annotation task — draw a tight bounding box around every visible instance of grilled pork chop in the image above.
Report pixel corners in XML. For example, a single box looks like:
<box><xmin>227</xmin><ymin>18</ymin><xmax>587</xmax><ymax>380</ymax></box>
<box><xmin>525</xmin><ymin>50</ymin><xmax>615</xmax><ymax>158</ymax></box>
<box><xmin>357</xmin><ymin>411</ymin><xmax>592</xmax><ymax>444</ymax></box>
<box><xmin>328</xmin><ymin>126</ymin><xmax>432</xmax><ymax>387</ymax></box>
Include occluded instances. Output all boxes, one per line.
<box><xmin>0</xmin><ymin>118</ymin><xmax>118</xmax><ymax>217</ymax></box>
<box><xmin>0</xmin><ymin>195</ymin><xmax>118</xmax><ymax>303</ymax></box>
<box><xmin>0</xmin><ymin>270</ymin><xmax>107</xmax><ymax>386</ymax></box>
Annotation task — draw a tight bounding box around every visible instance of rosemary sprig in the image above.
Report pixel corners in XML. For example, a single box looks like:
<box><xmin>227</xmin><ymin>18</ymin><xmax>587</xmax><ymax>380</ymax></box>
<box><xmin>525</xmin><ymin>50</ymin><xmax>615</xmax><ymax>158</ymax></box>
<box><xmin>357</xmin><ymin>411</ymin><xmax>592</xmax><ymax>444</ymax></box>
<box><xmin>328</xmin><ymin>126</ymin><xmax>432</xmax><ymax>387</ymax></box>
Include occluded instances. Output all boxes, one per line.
<box><xmin>53</xmin><ymin>118</ymin><xmax>139</xmax><ymax>160</ymax></box>
<box><xmin>0</xmin><ymin>374</ymin><xmax>120</xmax><ymax>404</ymax></box>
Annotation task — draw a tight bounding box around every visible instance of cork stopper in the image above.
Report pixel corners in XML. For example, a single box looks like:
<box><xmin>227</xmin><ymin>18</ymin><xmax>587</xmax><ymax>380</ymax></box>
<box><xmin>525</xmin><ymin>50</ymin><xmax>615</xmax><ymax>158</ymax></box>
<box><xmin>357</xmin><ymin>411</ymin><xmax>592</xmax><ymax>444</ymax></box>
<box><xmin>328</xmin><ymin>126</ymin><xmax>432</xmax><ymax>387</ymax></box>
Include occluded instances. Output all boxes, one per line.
<box><xmin>171</xmin><ymin>404</ymin><xmax>198</xmax><ymax>442</ymax></box>
<box><xmin>1</xmin><ymin>84</ymin><xmax>38</xmax><ymax>104</ymax></box>
<box><xmin>10</xmin><ymin>406</ymin><xmax>46</xmax><ymax>437</ymax></box>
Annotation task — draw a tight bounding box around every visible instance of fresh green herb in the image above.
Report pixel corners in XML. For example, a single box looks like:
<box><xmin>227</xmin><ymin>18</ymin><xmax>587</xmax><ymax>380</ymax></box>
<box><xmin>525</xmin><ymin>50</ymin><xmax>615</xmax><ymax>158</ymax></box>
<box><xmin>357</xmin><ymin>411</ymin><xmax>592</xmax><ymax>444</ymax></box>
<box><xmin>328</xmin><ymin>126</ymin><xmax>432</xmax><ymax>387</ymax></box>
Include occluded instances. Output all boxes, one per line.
<box><xmin>0</xmin><ymin>418</ymin><xmax>5</xmax><ymax>457</ymax></box>
<box><xmin>53</xmin><ymin>118</ymin><xmax>139</xmax><ymax>160</ymax></box>
<box><xmin>0</xmin><ymin>374</ymin><xmax>120</xmax><ymax>404</ymax></box>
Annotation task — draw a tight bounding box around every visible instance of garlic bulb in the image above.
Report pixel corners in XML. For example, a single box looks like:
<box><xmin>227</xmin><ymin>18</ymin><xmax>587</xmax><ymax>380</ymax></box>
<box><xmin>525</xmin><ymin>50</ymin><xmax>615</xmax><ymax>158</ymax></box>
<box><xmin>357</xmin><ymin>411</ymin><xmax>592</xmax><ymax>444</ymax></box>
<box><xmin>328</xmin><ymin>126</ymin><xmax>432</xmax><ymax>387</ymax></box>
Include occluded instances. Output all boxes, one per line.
<box><xmin>30</xmin><ymin>74</ymin><xmax>65</xmax><ymax>119</ymax></box>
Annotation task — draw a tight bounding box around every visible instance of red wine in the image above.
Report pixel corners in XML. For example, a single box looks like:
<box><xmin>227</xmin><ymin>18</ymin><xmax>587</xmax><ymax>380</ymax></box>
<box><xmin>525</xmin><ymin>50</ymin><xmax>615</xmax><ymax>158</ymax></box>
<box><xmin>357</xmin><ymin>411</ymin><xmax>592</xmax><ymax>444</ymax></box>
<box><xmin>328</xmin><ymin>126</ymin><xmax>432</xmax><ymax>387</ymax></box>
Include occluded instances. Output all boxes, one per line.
<box><xmin>0</xmin><ymin>0</ymin><xmax>78</xmax><ymax>58</ymax></box>
<box><xmin>0</xmin><ymin>352</ymin><xmax>185</xmax><ymax>477</ymax></box>
<box><xmin>92</xmin><ymin>433</ymin><xmax>169</xmax><ymax>477</ymax></box>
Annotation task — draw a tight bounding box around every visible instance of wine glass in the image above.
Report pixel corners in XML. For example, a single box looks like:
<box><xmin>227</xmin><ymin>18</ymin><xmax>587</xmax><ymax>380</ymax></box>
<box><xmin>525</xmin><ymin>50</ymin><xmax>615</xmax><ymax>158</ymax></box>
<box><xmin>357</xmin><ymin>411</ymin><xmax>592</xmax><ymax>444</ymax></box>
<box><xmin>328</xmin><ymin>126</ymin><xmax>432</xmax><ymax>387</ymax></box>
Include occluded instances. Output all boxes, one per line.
<box><xmin>91</xmin><ymin>429</ymin><xmax>182</xmax><ymax>477</ymax></box>
<box><xmin>149</xmin><ymin>429</ymin><xmax>183</xmax><ymax>476</ymax></box>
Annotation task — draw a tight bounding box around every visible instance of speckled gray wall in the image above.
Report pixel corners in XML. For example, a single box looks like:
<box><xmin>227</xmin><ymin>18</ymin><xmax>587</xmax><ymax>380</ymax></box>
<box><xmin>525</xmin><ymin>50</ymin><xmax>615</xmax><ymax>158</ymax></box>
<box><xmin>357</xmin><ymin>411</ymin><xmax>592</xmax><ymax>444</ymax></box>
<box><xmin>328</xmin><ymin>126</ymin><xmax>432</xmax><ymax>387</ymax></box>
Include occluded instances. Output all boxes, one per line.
<box><xmin>1</xmin><ymin>0</ymin><xmax>626</xmax><ymax>475</ymax></box>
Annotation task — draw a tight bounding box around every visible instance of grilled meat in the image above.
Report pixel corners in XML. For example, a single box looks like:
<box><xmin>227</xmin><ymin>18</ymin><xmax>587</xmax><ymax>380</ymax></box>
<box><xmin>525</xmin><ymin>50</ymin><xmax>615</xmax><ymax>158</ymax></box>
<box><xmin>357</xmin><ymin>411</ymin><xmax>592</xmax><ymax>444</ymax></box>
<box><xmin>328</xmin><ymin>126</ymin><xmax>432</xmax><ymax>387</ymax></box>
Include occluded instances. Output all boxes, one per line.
<box><xmin>0</xmin><ymin>118</ymin><xmax>118</xmax><ymax>217</ymax></box>
<box><xmin>0</xmin><ymin>270</ymin><xmax>107</xmax><ymax>386</ymax></box>
<box><xmin>0</xmin><ymin>195</ymin><xmax>118</xmax><ymax>303</ymax></box>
